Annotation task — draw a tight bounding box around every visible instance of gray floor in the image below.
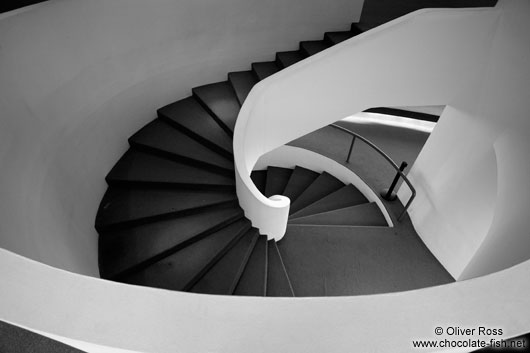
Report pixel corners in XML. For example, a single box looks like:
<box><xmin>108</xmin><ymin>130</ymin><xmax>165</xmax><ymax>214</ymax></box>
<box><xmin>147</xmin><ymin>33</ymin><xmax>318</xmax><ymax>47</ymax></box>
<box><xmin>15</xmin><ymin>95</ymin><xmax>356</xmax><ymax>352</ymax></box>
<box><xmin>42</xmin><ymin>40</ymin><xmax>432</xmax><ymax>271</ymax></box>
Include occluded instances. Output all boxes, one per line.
<box><xmin>0</xmin><ymin>320</ymin><xmax>84</xmax><ymax>353</ymax></box>
<box><xmin>282</xmin><ymin>120</ymin><xmax>455</xmax><ymax>296</ymax></box>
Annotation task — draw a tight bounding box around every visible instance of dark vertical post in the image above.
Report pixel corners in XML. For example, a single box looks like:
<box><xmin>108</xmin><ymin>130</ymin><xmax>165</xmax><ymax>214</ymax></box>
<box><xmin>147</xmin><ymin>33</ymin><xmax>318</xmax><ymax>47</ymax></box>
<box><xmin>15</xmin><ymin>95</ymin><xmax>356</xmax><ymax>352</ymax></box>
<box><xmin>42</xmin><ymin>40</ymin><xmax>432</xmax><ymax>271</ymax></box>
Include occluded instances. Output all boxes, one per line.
<box><xmin>381</xmin><ymin>161</ymin><xmax>408</xmax><ymax>201</ymax></box>
<box><xmin>346</xmin><ymin>135</ymin><xmax>356</xmax><ymax>162</ymax></box>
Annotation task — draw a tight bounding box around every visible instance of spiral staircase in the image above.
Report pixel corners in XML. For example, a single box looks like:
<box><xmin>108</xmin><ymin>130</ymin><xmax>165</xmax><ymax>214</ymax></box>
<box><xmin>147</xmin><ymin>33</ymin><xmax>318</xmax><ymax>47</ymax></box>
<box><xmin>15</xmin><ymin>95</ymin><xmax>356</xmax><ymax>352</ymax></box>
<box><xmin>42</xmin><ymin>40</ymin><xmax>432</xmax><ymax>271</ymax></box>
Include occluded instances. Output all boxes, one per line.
<box><xmin>95</xmin><ymin>23</ymin><xmax>453</xmax><ymax>297</ymax></box>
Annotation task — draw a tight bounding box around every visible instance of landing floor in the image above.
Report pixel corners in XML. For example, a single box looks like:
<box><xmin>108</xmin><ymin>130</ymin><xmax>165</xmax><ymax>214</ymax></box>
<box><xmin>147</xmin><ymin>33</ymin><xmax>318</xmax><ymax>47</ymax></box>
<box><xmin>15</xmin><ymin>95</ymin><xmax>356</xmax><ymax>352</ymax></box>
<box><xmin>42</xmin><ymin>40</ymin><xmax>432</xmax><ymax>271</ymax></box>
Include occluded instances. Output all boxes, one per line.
<box><xmin>285</xmin><ymin>117</ymin><xmax>454</xmax><ymax>296</ymax></box>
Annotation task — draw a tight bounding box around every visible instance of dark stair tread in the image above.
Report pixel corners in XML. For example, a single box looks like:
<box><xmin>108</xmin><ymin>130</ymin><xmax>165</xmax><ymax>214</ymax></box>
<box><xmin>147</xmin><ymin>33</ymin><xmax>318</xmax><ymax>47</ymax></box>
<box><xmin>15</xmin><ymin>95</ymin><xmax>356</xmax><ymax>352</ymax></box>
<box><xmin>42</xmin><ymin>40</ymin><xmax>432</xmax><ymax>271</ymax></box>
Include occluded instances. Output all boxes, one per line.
<box><xmin>264</xmin><ymin>166</ymin><xmax>293</xmax><ymax>198</ymax></box>
<box><xmin>300</xmin><ymin>40</ymin><xmax>331</xmax><ymax>56</ymax></box>
<box><xmin>95</xmin><ymin>187</ymin><xmax>237</xmax><ymax>231</ymax></box>
<box><xmin>251</xmin><ymin>170</ymin><xmax>268</xmax><ymax>194</ymax></box>
<box><xmin>252</xmin><ymin>61</ymin><xmax>280</xmax><ymax>81</ymax></box>
<box><xmin>129</xmin><ymin>119</ymin><xmax>234</xmax><ymax>172</ymax></box>
<box><xmin>120</xmin><ymin>219</ymin><xmax>251</xmax><ymax>291</ymax></box>
<box><xmin>266</xmin><ymin>240</ymin><xmax>295</xmax><ymax>297</ymax></box>
<box><xmin>228</xmin><ymin>71</ymin><xmax>258</xmax><ymax>106</ymax></box>
<box><xmin>289</xmin><ymin>172</ymin><xmax>345</xmax><ymax>214</ymax></box>
<box><xmin>275</xmin><ymin>50</ymin><xmax>306</xmax><ymax>69</ymax></box>
<box><xmin>192</xmin><ymin>81</ymin><xmax>240</xmax><ymax>136</ymax></box>
<box><xmin>324</xmin><ymin>31</ymin><xmax>355</xmax><ymax>45</ymax></box>
<box><xmin>282</xmin><ymin>166</ymin><xmax>320</xmax><ymax>204</ymax></box>
<box><xmin>289</xmin><ymin>202</ymin><xmax>388</xmax><ymax>227</ymax></box>
<box><xmin>190</xmin><ymin>228</ymin><xmax>259</xmax><ymax>295</ymax></box>
<box><xmin>350</xmin><ymin>23</ymin><xmax>363</xmax><ymax>35</ymax></box>
<box><xmin>290</xmin><ymin>184</ymin><xmax>369</xmax><ymax>219</ymax></box>
<box><xmin>99</xmin><ymin>206</ymin><xmax>243</xmax><ymax>279</ymax></box>
<box><xmin>234</xmin><ymin>234</ymin><xmax>268</xmax><ymax>296</ymax></box>
<box><xmin>278</xmin><ymin>225</ymin><xmax>454</xmax><ymax>297</ymax></box>
<box><xmin>157</xmin><ymin>97</ymin><xmax>233</xmax><ymax>158</ymax></box>
<box><xmin>105</xmin><ymin>149</ymin><xmax>234</xmax><ymax>189</ymax></box>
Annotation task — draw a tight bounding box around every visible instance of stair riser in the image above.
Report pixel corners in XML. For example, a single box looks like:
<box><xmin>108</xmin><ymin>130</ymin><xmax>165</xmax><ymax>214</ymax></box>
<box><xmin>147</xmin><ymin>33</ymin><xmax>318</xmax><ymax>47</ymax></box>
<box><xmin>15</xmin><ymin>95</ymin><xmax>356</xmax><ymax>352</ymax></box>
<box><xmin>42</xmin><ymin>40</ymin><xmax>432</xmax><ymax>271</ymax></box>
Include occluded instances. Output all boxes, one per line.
<box><xmin>192</xmin><ymin>92</ymin><xmax>235</xmax><ymax>138</ymax></box>
<box><xmin>106</xmin><ymin>214</ymin><xmax>245</xmax><ymax>280</ymax></box>
<box><xmin>227</xmin><ymin>234</ymin><xmax>260</xmax><ymax>294</ymax></box>
<box><xmin>105</xmin><ymin>179</ymin><xmax>235</xmax><ymax>192</ymax></box>
<box><xmin>181</xmin><ymin>224</ymin><xmax>251</xmax><ymax>291</ymax></box>
<box><xmin>129</xmin><ymin>142</ymin><xmax>235</xmax><ymax>176</ymax></box>
<box><xmin>158</xmin><ymin>113</ymin><xmax>233</xmax><ymax>160</ymax></box>
<box><xmin>95</xmin><ymin>200</ymin><xmax>239</xmax><ymax>233</ymax></box>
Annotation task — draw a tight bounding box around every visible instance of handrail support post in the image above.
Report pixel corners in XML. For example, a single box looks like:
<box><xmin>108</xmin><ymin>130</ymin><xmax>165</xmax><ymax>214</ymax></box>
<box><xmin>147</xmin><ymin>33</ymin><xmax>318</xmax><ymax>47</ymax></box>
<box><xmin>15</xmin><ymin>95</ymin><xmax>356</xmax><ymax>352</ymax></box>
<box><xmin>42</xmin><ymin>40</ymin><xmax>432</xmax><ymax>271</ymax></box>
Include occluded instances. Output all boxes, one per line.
<box><xmin>346</xmin><ymin>135</ymin><xmax>355</xmax><ymax>162</ymax></box>
<box><xmin>381</xmin><ymin>161</ymin><xmax>408</xmax><ymax>201</ymax></box>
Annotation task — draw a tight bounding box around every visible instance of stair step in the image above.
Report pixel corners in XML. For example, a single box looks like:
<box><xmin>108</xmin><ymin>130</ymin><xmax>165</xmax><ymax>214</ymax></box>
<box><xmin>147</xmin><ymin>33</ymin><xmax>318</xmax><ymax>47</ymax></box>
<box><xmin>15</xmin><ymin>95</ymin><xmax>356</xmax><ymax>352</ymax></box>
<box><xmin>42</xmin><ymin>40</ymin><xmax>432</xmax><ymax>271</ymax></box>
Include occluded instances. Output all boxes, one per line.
<box><xmin>300</xmin><ymin>40</ymin><xmax>331</xmax><ymax>56</ymax></box>
<box><xmin>234</xmin><ymin>234</ymin><xmax>268</xmax><ymax>296</ymax></box>
<box><xmin>157</xmin><ymin>97</ymin><xmax>233</xmax><ymax>159</ymax></box>
<box><xmin>192</xmin><ymin>81</ymin><xmax>240</xmax><ymax>137</ymax></box>
<box><xmin>282</xmin><ymin>166</ymin><xmax>320</xmax><ymax>204</ymax></box>
<box><xmin>99</xmin><ymin>206</ymin><xmax>243</xmax><ymax>279</ymax></box>
<box><xmin>252</xmin><ymin>61</ymin><xmax>280</xmax><ymax>81</ymax></box>
<box><xmin>275</xmin><ymin>50</ymin><xmax>306</xmax><ymax>69</ymax></box>
<box><xmin>350</xmin><ymin>23</ymin><xmax>363</xmax><ymax>35</ymax></box>
<box><xmin>250</xmin><ymin>170</ymin><xmax>268</xmax><ymax>194</ymax></box>
<box><xmin>120</xmin><ymin>219</ymin><xmax>251</xmax><ymax>291</ymax></box>
<box><xmin>95</xmin><ymin>187</ymin><xmax>237</xmax><ymax>231</ymax></box>
<box><xmin>324</xmin><ymin>31</ymin><xmax>355</xmax><ymax>45</ymax></box>
<box><xmin>264</xmin><ymin>166</ymin><xmax>293</xmax><ymax>198</ymax></box>
<box><xmin>228</xmin><ymin>71</ymin><xmax>258</xmax><ymax>105</ymax></box>
<box><xmin>289</xmin><ymin>202</ymin><xmax>388</xmax><ymax>226</ymax></box>
<box><xmin>266</xmin><ymin>240</ymin><xmax>295</xmax><ymax>297</ymax></box>
<box><xmin>105</xmin><ymin>149</ymin><xmax>234</xmax><ymax>190</ymax></box>
<box><xmin>190</xmin><ymin>228</ymin><xmax>259</xmax><ymax>295</ymax></box>
<box><xmin>278</xmin><ymin>224</ymin><xmax>455</xmax><ymax>296</ymax></box>
<box><xmin>289</xmin><ymin>172</ymin><xmax>344</xmax><ymax>214</ymax></box>
<box><xmin>290</xmin><ymin>184</ymin><xmax>368</xmax><ymax>219</ymax></box>
<box><xmin>129</xmin><ymin>119</ymin><xmax>233</xmax><ymax>173</ymax></box>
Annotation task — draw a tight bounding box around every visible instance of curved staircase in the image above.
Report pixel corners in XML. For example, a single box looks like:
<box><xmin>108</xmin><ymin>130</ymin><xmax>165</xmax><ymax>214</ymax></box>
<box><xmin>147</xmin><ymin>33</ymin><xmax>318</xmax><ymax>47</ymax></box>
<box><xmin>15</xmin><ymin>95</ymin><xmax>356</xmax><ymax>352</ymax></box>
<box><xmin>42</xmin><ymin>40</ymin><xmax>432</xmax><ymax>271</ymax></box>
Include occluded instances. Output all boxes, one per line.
<box><xmin>96</xmin><ymin>23</ymin><xmax>451</xmax><ymax>297</ymax></box>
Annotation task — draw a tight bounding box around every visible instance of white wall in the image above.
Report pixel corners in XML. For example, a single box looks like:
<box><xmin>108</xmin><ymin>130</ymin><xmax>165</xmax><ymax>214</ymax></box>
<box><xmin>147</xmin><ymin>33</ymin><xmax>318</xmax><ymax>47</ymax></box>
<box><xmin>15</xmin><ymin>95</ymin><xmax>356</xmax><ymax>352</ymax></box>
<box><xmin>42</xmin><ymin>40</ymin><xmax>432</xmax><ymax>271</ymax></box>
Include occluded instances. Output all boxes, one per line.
<box><xmin>234</xmin><ymin>6</ymin><xmax>500</xmax><ymax>243</ymax></box>
<box><xmin>401</xmin><ymin>0</ymin><xmax>530</xmax><ymax>279</ymax></box>
<box><xmin>0</xmin><ymin>0</ymin><xmax>363</xmax><ymax>276</ymax></box>
<box><xmin>235</xmin><ymin>1</ymin><xmax>530</xmax><ymax>280</ymax></box>
<box><xmin>2</xmin><ymin>248</ymin><xmax>530</xmax><ymax>353</ymax></box>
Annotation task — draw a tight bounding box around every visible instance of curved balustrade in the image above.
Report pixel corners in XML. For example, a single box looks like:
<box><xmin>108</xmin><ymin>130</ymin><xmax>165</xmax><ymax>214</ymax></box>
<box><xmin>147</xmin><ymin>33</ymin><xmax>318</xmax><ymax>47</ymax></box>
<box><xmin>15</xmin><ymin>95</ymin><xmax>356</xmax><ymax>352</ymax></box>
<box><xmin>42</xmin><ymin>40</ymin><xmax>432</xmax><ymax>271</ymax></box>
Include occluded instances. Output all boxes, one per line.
<box><xmin>329</xmin><ymin>124</ymin><xmax>416</xmax><ymax>221</ymax></box>
<box><xmin>234</xmin><ymin>7</ymin><xmax>500</xmax><ymax>239</ymax></box>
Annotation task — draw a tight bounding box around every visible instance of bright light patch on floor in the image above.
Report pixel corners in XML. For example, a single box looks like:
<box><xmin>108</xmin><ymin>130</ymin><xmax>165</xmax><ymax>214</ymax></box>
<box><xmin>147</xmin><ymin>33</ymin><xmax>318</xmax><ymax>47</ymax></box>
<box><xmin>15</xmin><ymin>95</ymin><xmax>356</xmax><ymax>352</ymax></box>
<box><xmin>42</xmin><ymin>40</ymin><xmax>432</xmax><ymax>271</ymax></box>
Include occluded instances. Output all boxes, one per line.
<box><xmin>342</xmin><ymin>112</ymin><xmax>436</xmax><ymax>133</ymax></box>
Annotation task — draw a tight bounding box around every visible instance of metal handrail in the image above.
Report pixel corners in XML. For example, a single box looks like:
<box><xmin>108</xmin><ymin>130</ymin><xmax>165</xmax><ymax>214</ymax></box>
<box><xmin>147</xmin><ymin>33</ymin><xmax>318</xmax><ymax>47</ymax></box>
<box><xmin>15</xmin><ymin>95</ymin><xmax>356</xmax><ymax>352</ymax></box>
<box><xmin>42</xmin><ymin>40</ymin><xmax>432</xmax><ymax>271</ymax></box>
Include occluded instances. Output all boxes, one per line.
<box><xmin>330</xmin><ymin>124</ymin><xmax>416</xmax><ymax>221</ymax></box>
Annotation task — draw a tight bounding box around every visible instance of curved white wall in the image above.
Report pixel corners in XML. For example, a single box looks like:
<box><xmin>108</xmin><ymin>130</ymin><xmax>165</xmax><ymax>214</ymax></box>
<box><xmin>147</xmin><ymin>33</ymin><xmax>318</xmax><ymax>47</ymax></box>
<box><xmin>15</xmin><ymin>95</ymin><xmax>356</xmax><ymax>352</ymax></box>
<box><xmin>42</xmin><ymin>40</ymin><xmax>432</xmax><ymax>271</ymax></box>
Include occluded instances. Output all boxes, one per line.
<box><xmin>234</xmin><ymin>6</ymin><xmax>499</xmax><ymax>241</ymax></box>
<box><xmin>399</xmin><ymin>0</ymin><xmax>530</xmax><ymax>279</ymax></box>
<box><xmin>2</xmin><ymin>248</ymin><xmax>530</xmax><ymax>353</ymax></box>
<box><xmin>235</xmin><ymin>1</ymin><xmax>530</xmax><ymax>280</ymax></box>
<box><xmin>0</xmin><ymin>0</ymin><xmax>363</xmax><ymax>275</ymax></box>
<box><xmin>2</xmin><ymin>1</ymin><xmax>530</xmax><ymax>352</ymax></box>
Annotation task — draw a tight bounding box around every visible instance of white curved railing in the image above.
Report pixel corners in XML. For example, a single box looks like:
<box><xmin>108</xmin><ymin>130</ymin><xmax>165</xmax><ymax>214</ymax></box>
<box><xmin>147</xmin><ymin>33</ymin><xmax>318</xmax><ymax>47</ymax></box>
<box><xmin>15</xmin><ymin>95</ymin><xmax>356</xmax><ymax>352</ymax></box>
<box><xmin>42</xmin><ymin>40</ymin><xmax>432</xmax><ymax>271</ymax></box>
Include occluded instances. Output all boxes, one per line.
<box><xmin>2</xmin><ymin>1</ymin><xmax>530</xmax><ymax>352</ymax></box>
<box><xmin>2</xmin><ymin>248</ymin><xmax>530</xmax><ymax>352</ymax></box>
<box><xmin>234</xmin><ymin>6</ymin><xmax>501</xmax><ymax>239</ymax></box>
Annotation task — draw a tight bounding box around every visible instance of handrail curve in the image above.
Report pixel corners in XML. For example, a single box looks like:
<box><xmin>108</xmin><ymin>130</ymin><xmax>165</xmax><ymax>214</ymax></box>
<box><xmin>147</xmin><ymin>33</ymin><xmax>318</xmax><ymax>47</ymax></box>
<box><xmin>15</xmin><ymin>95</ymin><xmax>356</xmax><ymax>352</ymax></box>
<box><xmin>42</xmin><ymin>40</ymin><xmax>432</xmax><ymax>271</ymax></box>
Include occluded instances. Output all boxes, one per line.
<box><xmin>330</xmin><ymin>124</ymin><xmax>416</xmax><ymax>221</ymax></box>
<box><xmin>234</xmin><ymin>7</ymin><xmax>500</xmax><ymax>239</ymax></box>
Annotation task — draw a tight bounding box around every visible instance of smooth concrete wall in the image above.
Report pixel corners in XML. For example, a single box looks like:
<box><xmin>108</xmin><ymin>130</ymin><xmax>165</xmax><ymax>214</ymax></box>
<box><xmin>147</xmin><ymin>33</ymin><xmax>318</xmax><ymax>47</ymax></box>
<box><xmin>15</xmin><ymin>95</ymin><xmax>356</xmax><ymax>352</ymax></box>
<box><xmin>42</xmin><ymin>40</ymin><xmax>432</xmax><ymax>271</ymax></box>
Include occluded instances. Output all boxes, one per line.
<box><xmin>400</xmin><ymin>0</ymin><xmax>530</xmax><ymax>279</ymax></box>
<box><xmin>0</xmin><ymin>0</ymin><xmax>363</xmax><ymax>276</ymax></box>
<box><xmin>235</xmin><ymin>0</ymin><xmax>530</xmax><ymax>279</ymax></box>
<box><xmin>2</xmin><ymin>248</ymin><xmax>530</xmax><ymax>353</ymax></box>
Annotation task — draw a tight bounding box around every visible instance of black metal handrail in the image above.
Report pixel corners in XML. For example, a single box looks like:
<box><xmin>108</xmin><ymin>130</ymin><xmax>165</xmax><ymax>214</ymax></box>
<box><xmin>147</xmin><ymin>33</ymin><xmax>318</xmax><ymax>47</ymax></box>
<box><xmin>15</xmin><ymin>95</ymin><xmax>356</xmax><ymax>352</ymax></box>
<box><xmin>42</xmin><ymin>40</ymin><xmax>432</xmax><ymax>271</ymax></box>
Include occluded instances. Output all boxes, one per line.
<box><xmin>330</xmin><ymin>124</ymin><xmax>416</xmax><ymax>221</ymax></box>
